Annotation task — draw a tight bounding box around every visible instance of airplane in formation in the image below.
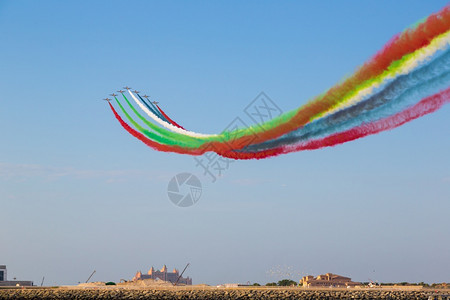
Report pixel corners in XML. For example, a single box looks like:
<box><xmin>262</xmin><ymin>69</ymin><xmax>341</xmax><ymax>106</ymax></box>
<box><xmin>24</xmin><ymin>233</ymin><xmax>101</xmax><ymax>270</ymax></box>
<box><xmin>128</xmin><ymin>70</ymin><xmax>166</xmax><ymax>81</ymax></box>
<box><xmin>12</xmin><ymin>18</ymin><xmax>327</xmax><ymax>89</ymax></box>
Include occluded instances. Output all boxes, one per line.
<box><xmin>110</xmin><ymin>89</ymin><xmax>160</xmax><ymax>104</ymax></box>
<box><xmin>102</xmin><ymin>98</ymin><xmax>111</xmax><ymax>102</ymax></box>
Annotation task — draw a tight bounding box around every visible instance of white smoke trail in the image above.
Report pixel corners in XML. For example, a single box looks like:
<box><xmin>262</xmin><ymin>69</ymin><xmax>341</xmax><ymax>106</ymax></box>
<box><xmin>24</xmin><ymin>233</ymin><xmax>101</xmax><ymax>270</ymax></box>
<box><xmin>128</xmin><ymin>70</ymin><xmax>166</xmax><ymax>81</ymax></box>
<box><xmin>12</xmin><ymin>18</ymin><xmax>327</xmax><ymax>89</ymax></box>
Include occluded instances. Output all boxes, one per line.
<box><xmin>127</xmin><ymin>90</ymin><xmax>218</xmax><ymax>138</ymax></box>
<box><xmin>317</xmin><ymin>30</ymin><xmax>450</xmax><ymax>119</ymax></box>
<box><xmin>125</xmin><ymin>31</ymin><xmax>450</xmax><ymax>142</ymax></box>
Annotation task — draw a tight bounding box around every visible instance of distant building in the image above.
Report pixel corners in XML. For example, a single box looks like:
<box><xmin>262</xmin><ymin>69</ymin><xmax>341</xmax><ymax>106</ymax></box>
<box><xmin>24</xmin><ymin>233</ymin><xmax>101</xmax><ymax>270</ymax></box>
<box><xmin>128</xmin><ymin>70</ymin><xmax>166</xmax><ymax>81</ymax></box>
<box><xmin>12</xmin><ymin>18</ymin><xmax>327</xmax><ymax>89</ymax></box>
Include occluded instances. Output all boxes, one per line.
<box><xmin>0</xmin><ymin>265</ymin><xmax>33</xmax><ymax>287</ymax></box>
<box><xmin>218</xmin><ymin>283</ymin><xmax>251</xmax><ymax>288</ymax></box>
<box><xmin>132</xmin><ymin>265</ymin><xmax>192</xmax><ymax>285</ymax></box>
<box><xmin>0</xmin><ymin>266</ymin><xmax>6</xmax><ymax>282</ymax></box>
<box><xmin>300</xmin><ymin>273</ymin><xmax>360</xmax><ymax>288</ymax></box>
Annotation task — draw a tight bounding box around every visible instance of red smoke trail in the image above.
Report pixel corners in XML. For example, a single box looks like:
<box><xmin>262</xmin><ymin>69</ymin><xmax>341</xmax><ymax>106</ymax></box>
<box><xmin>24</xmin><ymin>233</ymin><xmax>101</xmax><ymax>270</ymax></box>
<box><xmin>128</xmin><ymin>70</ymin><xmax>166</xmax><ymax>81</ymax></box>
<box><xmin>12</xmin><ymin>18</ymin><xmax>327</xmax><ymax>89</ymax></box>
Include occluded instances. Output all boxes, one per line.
<box><xmin>205</xmin><ymin>6</ymin><xmax>450</xmax><ymax>153</ymax></box>
<box><xmin>221</xmin><ymin>87</ymin><xmax>450</xmax><ymax>160</ymax></box>
<box><xmin>111</xmin><ymin>85</ymin><xmax>449</xmax><ymax>159</ymax></box>
<box><xmin>155</xmin><ymin>104</ymin><xmax>186</xmax><ymax>129</ymax></box>
<box><xmin>108</xmin><ymin>103</ymin><xmax>203</xmax><ymax>155</ymax></box>
<box><xmin>110</xmin><ymin>6</ymin><xmax>450</xmax><ymax>157</ymax></box>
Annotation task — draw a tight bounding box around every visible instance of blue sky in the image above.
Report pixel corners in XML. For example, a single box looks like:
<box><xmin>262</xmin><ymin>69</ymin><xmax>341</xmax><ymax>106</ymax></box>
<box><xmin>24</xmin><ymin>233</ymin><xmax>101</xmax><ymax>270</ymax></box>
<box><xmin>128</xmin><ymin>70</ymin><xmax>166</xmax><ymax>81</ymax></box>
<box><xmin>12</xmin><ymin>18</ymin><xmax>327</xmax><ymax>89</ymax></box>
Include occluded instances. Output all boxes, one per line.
<box><xmin>0</xmin><ymin>1</ymin><xmax>449</xmax><ymax>286</ymax></box>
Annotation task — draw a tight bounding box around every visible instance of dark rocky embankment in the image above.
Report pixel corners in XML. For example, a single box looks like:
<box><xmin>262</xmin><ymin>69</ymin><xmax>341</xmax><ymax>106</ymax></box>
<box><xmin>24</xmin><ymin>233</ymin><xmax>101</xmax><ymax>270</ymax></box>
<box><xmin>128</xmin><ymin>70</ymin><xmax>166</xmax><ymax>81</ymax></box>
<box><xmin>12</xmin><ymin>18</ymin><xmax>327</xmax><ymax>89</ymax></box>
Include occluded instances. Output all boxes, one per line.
<box><xmin>0</xmin><ymin>288</ymin><xmax>448</xmax><ymax>299</ymax></box>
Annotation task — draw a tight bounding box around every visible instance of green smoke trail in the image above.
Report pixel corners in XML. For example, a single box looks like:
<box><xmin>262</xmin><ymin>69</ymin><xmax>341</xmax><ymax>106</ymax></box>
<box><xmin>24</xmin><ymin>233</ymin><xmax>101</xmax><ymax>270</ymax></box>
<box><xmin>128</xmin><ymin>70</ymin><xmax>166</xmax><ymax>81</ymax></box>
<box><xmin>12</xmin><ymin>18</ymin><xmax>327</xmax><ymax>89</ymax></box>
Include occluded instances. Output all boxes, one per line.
<box><xmin>113</xmin><ymin>97</ymin><xmax>189</xmax><ymax>147</ymax></box>
<box><xmin>113</xmin><ymin>15</ymin><xmax>450</xmax><ymax>151</ymax></box>
<box><xmin>120</xmin><ymin>94</ymin><xmax>204</xmax><ymax>148</ymax></box>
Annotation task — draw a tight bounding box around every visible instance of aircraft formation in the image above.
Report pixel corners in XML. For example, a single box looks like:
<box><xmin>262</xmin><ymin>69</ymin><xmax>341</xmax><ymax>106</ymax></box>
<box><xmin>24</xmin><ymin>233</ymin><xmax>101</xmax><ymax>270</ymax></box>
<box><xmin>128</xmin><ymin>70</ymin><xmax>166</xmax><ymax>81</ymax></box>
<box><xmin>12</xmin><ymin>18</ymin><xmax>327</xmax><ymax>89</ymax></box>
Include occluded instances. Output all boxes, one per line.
<box><xmin>101</xmin><ymin>6</ymin><xmax>450</xmax><ymax>160</ymax></box>
<box><xmin>103</xmin><ymin>88</ymin><xmax>159</xmax><ymax>104</ymax></box>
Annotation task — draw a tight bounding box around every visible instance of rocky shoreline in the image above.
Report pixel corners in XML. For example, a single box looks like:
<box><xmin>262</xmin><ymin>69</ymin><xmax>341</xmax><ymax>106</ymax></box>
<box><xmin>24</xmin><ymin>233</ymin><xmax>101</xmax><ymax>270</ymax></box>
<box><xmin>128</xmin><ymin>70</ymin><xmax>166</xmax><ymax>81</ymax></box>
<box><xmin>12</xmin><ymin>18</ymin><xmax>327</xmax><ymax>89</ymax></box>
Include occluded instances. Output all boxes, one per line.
<box><xmin>0</xmin><ymin>288</ymin><xmax>448</xmax><ymax>299</ymax></box>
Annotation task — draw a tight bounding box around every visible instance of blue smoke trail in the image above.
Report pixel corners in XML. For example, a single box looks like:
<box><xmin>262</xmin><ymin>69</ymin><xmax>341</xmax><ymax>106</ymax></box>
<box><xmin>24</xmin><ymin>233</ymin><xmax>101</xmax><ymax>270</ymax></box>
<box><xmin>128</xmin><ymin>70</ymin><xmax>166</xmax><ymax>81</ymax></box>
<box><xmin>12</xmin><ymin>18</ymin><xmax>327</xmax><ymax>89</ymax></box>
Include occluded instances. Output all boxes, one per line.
<box><xmin>136</xmin><ymin>93</ymin><xmax>169</xmax><ymax>122</ymax></box>
<box><xmin>243</xmin><ymin>48</ymin><xmax>450</xmax><ymax>152</ymax></box>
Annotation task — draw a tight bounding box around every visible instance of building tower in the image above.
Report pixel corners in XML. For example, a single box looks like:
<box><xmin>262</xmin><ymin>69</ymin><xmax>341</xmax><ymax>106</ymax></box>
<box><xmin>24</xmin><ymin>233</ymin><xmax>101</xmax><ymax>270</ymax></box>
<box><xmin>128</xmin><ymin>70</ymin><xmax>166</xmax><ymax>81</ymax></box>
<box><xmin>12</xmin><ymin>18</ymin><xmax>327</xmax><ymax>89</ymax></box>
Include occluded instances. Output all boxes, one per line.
<box><xmin>161</xmin><ymin>265</ymin><xmax>167</xmax><ymax>281</ymax></box>
<box><xmin>147</xmin><ymin>266</ymin><xmax>155</xmax><ymax>279</ymax></box>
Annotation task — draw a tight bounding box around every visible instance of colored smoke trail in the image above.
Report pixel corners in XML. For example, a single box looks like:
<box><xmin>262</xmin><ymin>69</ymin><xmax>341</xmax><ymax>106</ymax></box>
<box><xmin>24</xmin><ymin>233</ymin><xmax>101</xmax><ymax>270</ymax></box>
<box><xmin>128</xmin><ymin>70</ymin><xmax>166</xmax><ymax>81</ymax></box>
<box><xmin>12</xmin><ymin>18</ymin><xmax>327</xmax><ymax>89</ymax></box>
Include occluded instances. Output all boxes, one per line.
<box><xmin>136</xmin><ymin>93</ymin><xmax>167</xmax><ymax>122</ymax></box>
<box><xmin>114</xmin><ymin>97</ymin><xmax>174</xmax><ymax>146</ymax></box>
<box><xmin>121</xmin><ymin>93</ymin><xmax>208</xmax><ymax>146</ymax></box>
<box><xmin>155</xmin><ymin>104</ymin><xmax>185</xmax><ymax>130</ymax></box>
<box><xmin>284</xmin><ymin>87</ymin><xmax>450</xmax><ymax>152</ymax></box>
<box><xmin>222</xmin><ymin>87</ymin><xmax>450</xmax><ymax>160</ymax></box>
<box><xmin>109</xmin><ymin>102</ymin><xmax>204</xmax><ymax>155</ymax></box>
<box><xmin>243</xmin><ymin>49</ymin><xmax>450</xmax><ymax>153</ymax></box>
<box><xmin>127</xmin><ymin>90</ymin><xmax>218</xmax><ymax>138</ymax></box>
<box><xmin>118</xmin><ymin>95</ymin><xmax>203</xmax><ymax>148</ymax></box>
<box><xmin>106</xmin><ymin>5</ymin><xmax>450</xmax><ymax>159</ymax></box>
<box><xmin>318</xmin><ymin>30</ymin><xmax>450</xmax><ymax>119</ymax></box>
<box><xmin>186</xmin><ymin>6</ymin><xmax>450</xmax><ymax>151</ymax></box>
<box><xmin>115</xmin><ymin>92</ymin><xmax>214</xmax><ymax>146</ymax></box>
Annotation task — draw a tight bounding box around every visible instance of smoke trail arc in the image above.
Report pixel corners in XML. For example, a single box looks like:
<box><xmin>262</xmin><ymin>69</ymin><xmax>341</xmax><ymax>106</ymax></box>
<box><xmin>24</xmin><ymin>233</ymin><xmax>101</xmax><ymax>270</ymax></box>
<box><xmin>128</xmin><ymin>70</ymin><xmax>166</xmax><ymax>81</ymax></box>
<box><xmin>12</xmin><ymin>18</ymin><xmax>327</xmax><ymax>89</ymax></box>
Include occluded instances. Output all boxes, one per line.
<box><xmin>106</xmin><ymin>5</ymin><xmax>450</xmax><ymax>160</ymax></box>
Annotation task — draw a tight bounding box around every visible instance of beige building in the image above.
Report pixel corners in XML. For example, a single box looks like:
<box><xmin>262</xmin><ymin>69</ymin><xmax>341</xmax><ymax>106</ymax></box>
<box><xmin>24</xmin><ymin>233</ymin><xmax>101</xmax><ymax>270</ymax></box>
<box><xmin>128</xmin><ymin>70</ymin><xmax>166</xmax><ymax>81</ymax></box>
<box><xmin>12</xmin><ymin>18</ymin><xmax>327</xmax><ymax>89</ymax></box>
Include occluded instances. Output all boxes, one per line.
<box><xmin>300</xmin><ymin>273</ymin><xmax>360</xmax><ymax>288</ymax></box>
<box><xmin>133</xmin><ymin>265</ymin><xmax>192</xmax><ymax>285</ymax></box>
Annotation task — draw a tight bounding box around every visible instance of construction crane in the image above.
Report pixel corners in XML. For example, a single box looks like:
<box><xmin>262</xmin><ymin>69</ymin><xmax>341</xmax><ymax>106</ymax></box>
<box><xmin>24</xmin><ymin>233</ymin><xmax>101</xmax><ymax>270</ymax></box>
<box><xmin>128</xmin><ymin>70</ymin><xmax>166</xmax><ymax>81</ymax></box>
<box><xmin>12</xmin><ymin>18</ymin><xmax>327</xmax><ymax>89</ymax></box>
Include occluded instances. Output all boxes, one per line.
<box><xmin>85</xmin><ymin>270</ymin><xmax>96</xmax><ymax>283</ymax></box>
<box><xmin>173</xmin><ymin>263</ymin><xmax>190</xmax><ymax>286</ymax></box>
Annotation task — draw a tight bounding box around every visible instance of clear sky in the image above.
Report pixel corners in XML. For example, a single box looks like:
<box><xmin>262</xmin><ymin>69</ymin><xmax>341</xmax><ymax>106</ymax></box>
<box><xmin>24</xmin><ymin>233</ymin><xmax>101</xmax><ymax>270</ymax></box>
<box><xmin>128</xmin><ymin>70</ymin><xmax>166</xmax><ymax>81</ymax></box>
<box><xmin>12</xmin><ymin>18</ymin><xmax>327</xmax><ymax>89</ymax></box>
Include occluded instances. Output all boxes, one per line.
<box><xmin>0</xmin><ymin>0</ymin><xmax>449</xmax><ymax>286</ymax></box>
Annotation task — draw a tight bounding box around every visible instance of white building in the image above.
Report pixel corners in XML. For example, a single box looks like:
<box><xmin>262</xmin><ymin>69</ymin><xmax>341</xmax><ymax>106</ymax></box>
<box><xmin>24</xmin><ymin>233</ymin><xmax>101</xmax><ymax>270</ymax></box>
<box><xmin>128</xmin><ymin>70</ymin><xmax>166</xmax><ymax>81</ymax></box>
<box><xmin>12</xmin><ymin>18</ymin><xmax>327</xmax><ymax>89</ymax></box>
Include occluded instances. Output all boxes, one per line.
<box><xmin>0</xmin><ymin>265</ymin><xmax>6</xmax><ymax>281</ymax></box>
<box><xmin>0</xmin><ymin>265</ymin><xmax>33</xmax><ymax>287</ymax></box>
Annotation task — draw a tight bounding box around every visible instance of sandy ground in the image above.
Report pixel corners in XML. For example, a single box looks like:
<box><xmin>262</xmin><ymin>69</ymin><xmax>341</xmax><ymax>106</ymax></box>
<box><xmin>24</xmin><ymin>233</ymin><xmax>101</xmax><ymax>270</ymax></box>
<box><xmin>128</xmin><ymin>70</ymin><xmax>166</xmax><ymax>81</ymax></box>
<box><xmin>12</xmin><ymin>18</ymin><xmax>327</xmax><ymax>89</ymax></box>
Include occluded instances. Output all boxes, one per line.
<box><xmin>0</xmin><ymin>284</ymin><xmax>449</xmax><ymax>299</ymax></box>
